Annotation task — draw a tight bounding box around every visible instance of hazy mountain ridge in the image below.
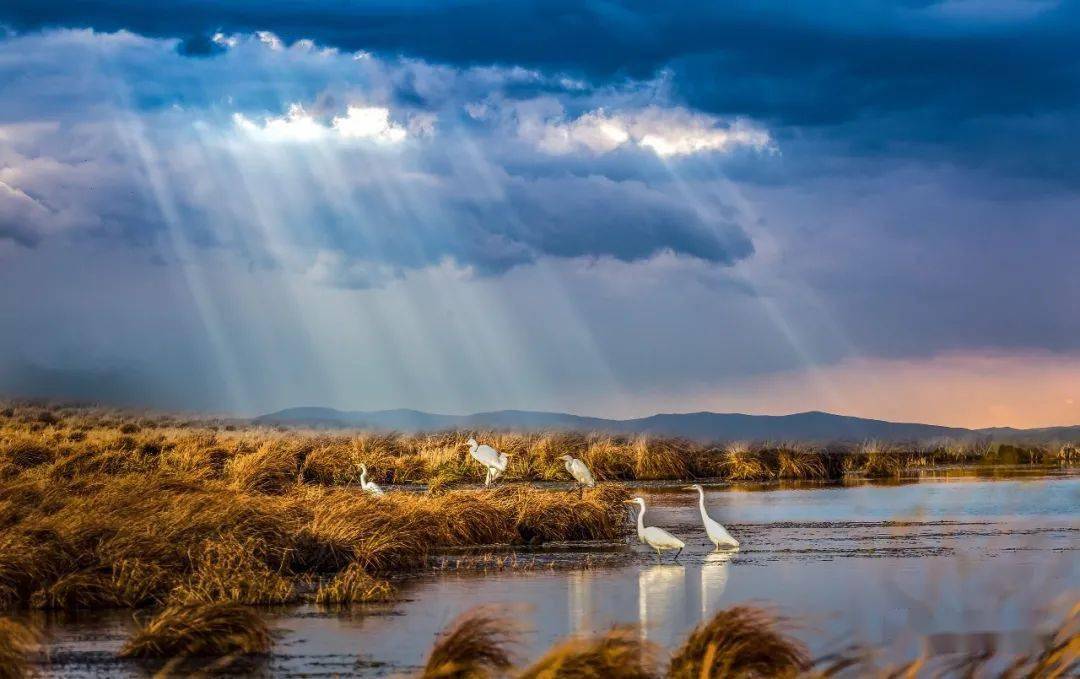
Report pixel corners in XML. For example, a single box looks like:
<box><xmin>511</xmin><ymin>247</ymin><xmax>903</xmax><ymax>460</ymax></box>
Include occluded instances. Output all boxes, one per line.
<box><xmin>254</xmin><ymin>407</ymin><xmax>1078</xmax><ymax>442</ymax></box>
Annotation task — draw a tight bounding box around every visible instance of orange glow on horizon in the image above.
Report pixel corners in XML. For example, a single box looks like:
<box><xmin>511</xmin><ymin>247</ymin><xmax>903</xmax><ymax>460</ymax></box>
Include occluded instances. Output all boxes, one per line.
<box><xmin>626</xmin><ymin>352</ymin><xmax>1080</xmax><ymax>430</ymax></box>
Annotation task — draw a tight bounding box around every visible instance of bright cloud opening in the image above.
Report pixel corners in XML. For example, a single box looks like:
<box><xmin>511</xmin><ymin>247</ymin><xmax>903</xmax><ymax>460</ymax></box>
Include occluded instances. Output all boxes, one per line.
<box><xmin>529</xmin><ymin>106</ymin><xmax>774</xmax><ymax>157</ymax></box>
<box><xmin>233</xmin><ymin>104</ymin><xmax>416</xmax><ymax>143</ymax></box>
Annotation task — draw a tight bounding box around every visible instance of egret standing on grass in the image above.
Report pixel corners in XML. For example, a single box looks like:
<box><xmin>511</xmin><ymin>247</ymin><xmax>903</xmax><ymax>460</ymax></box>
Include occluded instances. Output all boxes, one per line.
<box><xmin>559</xmin><ymin>454</ymin><xmax>595</xmax><ymax>492</ymax></box>
<box><xmin>358</xmin><ymin>464</ymin><xmax>384</xmax><ymax>496</ymax></box>
<box><xmin>467</xmin><ymin>438</ymin><xmax>510</xmax><ymax>485</ymax></box>
<box><xmin>686</xmin><ymin>484</ymin><xmax>739</xmax><ymax>549</ymax></box>
<box><xmin>624</xmin><ymin>497</ymin><xmax>684</xmax><ymax>562</ymax></box>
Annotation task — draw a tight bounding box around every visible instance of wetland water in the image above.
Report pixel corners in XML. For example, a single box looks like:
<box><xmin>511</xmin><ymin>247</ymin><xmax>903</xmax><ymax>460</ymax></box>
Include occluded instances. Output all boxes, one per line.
<box><xmin>32</xmin><ymin>471</ymin><xmax>1080</xmax><ymax>676</ymax></box>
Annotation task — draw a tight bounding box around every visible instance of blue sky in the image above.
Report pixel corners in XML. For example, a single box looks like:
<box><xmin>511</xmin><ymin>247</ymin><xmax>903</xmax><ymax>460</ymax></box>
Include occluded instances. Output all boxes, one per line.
<box><xmin>0</xmin><ymin>1</ymin><xmax>1077</xmax><ymax>426</ymax></box>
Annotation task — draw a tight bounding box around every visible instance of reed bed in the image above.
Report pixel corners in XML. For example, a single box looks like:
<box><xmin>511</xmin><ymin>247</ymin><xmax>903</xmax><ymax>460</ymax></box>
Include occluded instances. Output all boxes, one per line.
<box><xmin>0</xmin><ymin>474</ymin><xmax>625</xmax><ymax>613</ymax></box>
<box><xmin>0</xmin><ymin>404</ymin><xmax>631</xmax><ymax>616</ymax></box>
<box><xmin>1</xmin><ymin>404</ymin><xmax>1072</xmax><ymax>494</ymax></box>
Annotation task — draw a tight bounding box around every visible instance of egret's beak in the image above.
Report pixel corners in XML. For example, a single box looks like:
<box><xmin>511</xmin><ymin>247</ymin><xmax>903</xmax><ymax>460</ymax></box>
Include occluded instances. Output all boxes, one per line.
<box><xmin>682</xmin><ymin>485</ymin><xmax>695</xmax><ymax>490</ymax></box>
<box><xmin>622</xmin><ymin>500</ymin><xmax>636</xmax><ymax>504</ymax></box>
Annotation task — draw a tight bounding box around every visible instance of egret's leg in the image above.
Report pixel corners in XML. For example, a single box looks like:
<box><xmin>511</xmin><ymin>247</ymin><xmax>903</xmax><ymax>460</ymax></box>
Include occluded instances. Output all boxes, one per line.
<box><xmin>484</xmin><ymin>469</ymin><xmax>491</xmax><ymax>485</ymax></box>
<box><xmin>674</xmin><ymin>547</ymin><xmax>683</xmax><ymax>562</ymax></box>
<box><xmin>654</xmin><ymin>547</ymin><xmax>661</xmax><ymax>562</ymax></box>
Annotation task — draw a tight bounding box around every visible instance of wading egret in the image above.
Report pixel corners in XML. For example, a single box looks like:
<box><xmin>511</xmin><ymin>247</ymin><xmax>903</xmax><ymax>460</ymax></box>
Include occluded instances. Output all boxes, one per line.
<box><xmin>624</xmin><ymin>497</ymin><xmax>684</xmax><ymax>562</ymax></box>
<box><xmin>686</xmin><ymin>484</ymin><xmax>738</xmax><ymax>549</ymax></box>
<box><xmin>467</xmin><ymin>438</ymin><xmax>510</xmax><ymax>485</ymax></box>
<box><xmin>358</xmin><ymin>463</ymin><xmax>384</xmax><ymax>496</ymax></box>
<box><xmin>559</xmin><ymin>454</ymin><xmax>595</xmax><ymax>491</ymax></box>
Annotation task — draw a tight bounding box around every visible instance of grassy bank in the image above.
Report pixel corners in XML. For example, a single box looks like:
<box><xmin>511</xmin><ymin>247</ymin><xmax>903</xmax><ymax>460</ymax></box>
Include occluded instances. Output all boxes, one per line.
<box><xmin>1</xmin><ymin>404</ymin><xmax>1075</xmax><ymax>489</ymax></box>
<box><xmin>0</xmin><ymin>405</ymin><xmax>629</xmax><ymax>614</ymax></box>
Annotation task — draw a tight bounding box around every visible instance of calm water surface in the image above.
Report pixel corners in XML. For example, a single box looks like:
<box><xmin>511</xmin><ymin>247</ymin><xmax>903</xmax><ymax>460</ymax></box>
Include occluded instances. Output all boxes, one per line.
<box><xmin>32</xmin><ymin>472</ymin><xmax>1080</xmax><ymax>676</ymax></box>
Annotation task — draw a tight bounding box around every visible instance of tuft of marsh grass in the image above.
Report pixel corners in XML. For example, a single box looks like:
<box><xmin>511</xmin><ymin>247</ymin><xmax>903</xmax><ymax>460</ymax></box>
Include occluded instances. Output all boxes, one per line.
<box><xmin>119</xmin><ymin>601</ymin><xmax>270</xmax><ymax>672</ymax></box>
<box><xmin>419</xmin><ymin>607</ymin><xmax>517</xmax><ymax>679</ymax></box>
<box><xmin>776</xmin><ymin>445</ymin><xmax>828</xmax><ymax>480</ymax></box>
<box><xmin>315</xmin><ymin>563</ymin><xmax>394</xmax><ymax>605</ymax></box>
<box><xmin>998</xmin><ymin>601</ymin><xmax>1079</xmax><ymax>678</ymax></box>
<box><xmin>517</xmin><ymin>626</ymin><xmax>657</xmax><ymax>679</ymax></box>
<box><xmin>723</xmin><ymin>441</ymin><xmax>775</xmax><ymax>481</ymax></box>
<box><xmin>167</xmin><ymin>537</ymin><xmax>298</xmax><ymax>606</ymax></box>
<box><xmin>225</xmin><ymin>441</ymin><xmax>302</xmax><ymax>494</ymax></box>
<box><xmin>666</xmin><ymin>606</ymin><xmax>809</xmax><ymax>679</ymax></box>
<box><xmin>0</xmin><ymin>616</ymin><xmax>38</xmax><ymax>679</ymax></box>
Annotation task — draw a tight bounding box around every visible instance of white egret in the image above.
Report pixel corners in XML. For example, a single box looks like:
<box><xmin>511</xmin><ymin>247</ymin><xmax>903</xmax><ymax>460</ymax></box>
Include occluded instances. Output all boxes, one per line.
<box><xmin>686</xmin><ymin>484</ymin><xmax>739</xmax><ymax>549</ymax></box>
<box><xmin>559</xmin><ymin>454</ymin><xmax>595</xmax><ymax>490</ymax></box>
<box><xmin>358</xmin><ymin>463</ymin><xmax>384</xmax><ymax>496</ymax></box>
<box><xmin>624</xmin><ymin>497</ymin><xmax>685</xmax><ymax>561</ymax></box>
<box><xmin>467</xmin><ymin>438</ymin><xmax>510</xmax><ymax>485</ymax></box>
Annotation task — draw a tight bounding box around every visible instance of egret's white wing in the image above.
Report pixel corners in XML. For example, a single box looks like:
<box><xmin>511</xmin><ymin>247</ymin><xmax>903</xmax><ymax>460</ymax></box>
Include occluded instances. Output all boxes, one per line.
<box><xmin>705</xmin><ymin>518</ymin><xmax>738</xmax><ymax>547</ymax></box>
<box><xmin>642</xmin><ymin>526</ymin><xmax>685</xmax><ymax>550</ymax></box>
<box><xmin>471</xmin><ymin>444</ymin><xmax>503</xmax><ymax>468</ymax></box>
<box><xmin>569</xmin><ymin>459</ymin><xmax>595</xmax><ymax>486</ymax></box>
<box><xmin>701</xmin><ymin>506</ymin><xmax>738</xmax><ymax>547</ymax></box>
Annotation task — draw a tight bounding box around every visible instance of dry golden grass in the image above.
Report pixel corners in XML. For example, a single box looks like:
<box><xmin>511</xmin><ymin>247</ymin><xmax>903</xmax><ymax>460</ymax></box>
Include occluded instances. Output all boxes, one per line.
<box><xmin>517</xmin><ymin>626</ymin><xmax>657</xmax><ymax>679</ymax></box>
<box><xmin>666</xmin><ymin>606</ymin><xmax>809</xmax><ymax>679</ymax></box>
<box><xmin>998</xmin><ymin>601</ymin><xmax>1079</xmax><ymax>678</ymax></box>
<box><xmin>167</xmin><ymin>537</ymin><xmax>299</xmax><ymax>606</ymax></box>
<box><xmin>2</xmin><ymin>403</ymin><xmax>1072</xmax><ymax>494</ymax></box>
<box><xmin>723</xmin><ymin>441</ymin><xmax>776</xmax><ymax>481</ymax></box>
<box><xmin>314</xmin><ymin>562</ymin><xmax>394</xmax><ymax>605</ymax></box>
<box><xmin>0</xmin><ymin>400</ymin><xmax>1075</xmax><ymax>632</ymax></box>
<box><xmin>0</xmin><ymin>405</ymin><xmax>631</xmax><ymax>616</ymax></box>
<box><xmin>0</xmin><ymin>616</ymin><xmax>38</xmax><ymax>679</ymax></box>
<box><xmin>414</xmin><ymin>602</ymin><xmax>1080</xmax><ymax>679</ymax></box>
<box><xmin>119</xmin><ymin>601</ymin><xmax>270</xmax><ymax>671</ymax></box>
<box><xmin>419</xmin><ymin>607</ymin><xmax>518</xmax><ymax>679</ymax></box>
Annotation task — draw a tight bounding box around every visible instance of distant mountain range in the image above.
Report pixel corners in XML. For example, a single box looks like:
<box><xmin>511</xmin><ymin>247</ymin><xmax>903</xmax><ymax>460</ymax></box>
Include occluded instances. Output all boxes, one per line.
<box><xmin>254</xmin><ymin>407</ymin><xmax>1080</xmax><ymax>442</ymax></box>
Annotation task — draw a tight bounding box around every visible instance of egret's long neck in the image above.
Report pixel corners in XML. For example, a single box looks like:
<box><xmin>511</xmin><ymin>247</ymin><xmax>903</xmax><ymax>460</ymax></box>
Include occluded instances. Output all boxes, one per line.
<box><xmin>469</xmin><ymin>442</ymin><xmax>478</xmax><ymax>455</ymax></box>
<box><xmin>360</xmin><ymin>467</ymin><xmax>367</xmax><ymax>486</ymax></box>
<box><xmin>636</xmin><ymin>503</ymin><xmax>646</xmax><ymax>536</ymax></box>
<box><xmin>697</xmin><ymin>486</ymin><xmax>707</xmax><ymax>514</ymax></box>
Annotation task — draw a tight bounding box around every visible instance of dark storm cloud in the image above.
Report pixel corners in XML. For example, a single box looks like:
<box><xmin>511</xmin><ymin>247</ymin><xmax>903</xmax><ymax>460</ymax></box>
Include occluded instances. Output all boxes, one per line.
<box><xmin>0</xmin><ymin>30</ymin><xmax>760</xmax><ymax>281</ymax></box>
<box><xmin>4</xmin><ymin>2</ymin><xmax>1078</xmax><ymax>121</ymax></box>
<box><xmin>0</xmin><ymin>7</ymin><xmax>1077</xmax><ymax>417</ymax></box>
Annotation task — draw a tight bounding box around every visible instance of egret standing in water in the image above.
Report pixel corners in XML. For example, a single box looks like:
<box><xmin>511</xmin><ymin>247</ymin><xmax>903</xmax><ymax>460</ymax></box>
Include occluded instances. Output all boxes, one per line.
<box><xmin>358</xmin><ymin>464</ymin><xmax>384</xmax><ymax>496</ymax></box>
<box><xmin>624</xmin><ymin>497</ymin><xmax>684</xmax><ymax>562</ymax></box>
<box><xmin>467</xmin><ymin>438</ymin><xmax>510</xmax><ymax>485</ymax></box>
<box><xmin>559</xmin><ymin>454</ymin><xmax>595</xmax><ymax>492</ymax></box>
<box><xmin>686</xmin><ymin>484</ymin><xmax>739</xmax><ymax>549</ymax></box>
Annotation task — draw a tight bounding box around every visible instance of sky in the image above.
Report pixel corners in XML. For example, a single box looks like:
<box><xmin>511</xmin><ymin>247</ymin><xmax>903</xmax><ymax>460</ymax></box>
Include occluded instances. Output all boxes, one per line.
<box><xmin>0</xmin><ymin>1</ymin><xmax>1077</xmax><ymax>428</ymax></box>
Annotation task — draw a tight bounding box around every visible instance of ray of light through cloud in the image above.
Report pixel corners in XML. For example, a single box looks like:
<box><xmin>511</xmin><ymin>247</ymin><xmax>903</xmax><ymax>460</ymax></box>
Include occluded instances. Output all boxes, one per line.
<box><xmin>0</xmin><ymin>15</ymin><xmax>1077</xmax><ymax>426</ymax></box>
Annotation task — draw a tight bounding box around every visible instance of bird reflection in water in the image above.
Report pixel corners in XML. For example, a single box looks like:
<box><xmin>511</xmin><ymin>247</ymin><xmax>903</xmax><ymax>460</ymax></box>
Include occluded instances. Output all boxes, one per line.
<box><xmin>638</xmin><ymin>564</ymin><xmax>687</xmax><ymax>647</ymax></box>
<box><xmin>701</xmin><ymin>548</ymin><xmax>738</xmax><ymax>620</ymax></box>
<box><xmin>567</xmin><ymin>569</ymin><xmax>592</xmax><ymax>634</ymax></box>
